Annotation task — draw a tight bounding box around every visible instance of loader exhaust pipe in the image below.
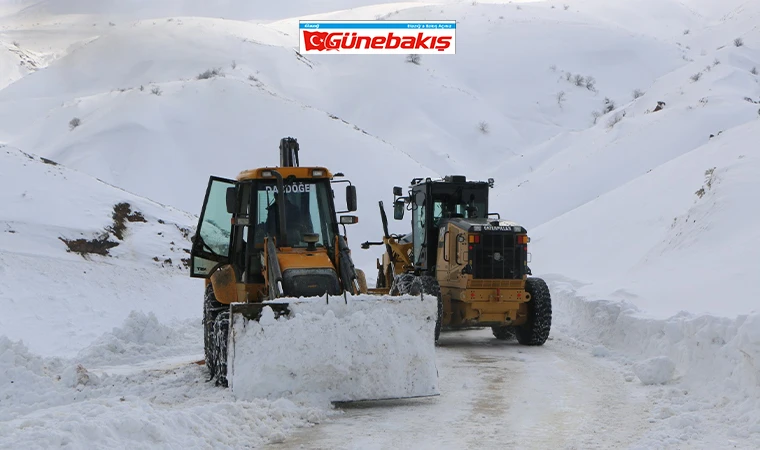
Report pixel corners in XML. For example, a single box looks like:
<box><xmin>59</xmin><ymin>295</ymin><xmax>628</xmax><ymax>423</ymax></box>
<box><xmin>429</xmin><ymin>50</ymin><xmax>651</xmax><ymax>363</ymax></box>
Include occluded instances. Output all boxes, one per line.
<box><xmin>279</xmin><ymin>137</ymin><xmax>300</xmax><ymax>167</ymax></box>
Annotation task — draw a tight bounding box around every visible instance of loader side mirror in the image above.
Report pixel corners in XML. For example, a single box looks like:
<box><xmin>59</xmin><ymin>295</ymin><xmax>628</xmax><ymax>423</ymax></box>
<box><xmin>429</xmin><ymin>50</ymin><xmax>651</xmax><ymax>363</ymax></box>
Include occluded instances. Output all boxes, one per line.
<box><xmin>346</xmin><ymin>185</ymin><xmax>357</xmax><ymax>212</ymax></box>
<box><xmin>340</xmin><ymin>215</ymin><xmax>358</xmax><ymax>225</ymax></box>
<box><xmin>393</xmin><ymin>186</ymin><xmax>403</xmax><ymax>197</ymax></box>
<box><xmin>225</xmin><ymin>187</ymin><xmax>236</xmax><ymax>214</ymax></box>
<box><xmin>393</xmin><ymin>199</ymin><xmax>405</xmax><ymax>220</ymax></box>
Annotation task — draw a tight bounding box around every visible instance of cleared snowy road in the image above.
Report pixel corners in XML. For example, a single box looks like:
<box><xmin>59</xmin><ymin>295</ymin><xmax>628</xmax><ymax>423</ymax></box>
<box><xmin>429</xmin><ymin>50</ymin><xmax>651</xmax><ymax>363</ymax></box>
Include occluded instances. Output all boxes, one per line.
<box><xmin>274</xmin><ymin>329</ymin><xmax>654</xmax><ymax>450</ymax></box>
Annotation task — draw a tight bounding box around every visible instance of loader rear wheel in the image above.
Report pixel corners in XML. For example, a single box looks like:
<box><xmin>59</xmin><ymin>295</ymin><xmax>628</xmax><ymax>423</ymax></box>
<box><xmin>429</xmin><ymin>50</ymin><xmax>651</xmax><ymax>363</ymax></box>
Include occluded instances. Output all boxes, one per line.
<box><xmin>515</xmin><ymin>277</ymin><xmax>552</xmax><ymax>346</ymax></box>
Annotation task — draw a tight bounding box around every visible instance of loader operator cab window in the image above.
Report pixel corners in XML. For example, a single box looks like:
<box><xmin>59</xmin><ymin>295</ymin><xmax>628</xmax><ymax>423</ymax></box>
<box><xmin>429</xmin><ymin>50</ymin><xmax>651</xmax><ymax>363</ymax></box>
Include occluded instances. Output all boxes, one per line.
<box><xmin>253</xmin><ymin>180</ymin><xmax>336</xmax><ymax>249</ymax></box>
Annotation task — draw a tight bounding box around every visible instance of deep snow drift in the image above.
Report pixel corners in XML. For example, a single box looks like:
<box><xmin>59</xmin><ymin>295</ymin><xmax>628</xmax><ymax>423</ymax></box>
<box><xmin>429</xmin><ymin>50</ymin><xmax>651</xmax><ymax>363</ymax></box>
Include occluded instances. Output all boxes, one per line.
<box><xmin>0</xmin><ymin>312</ymin><xmax>331</xmax><ymax>449</ymax></box>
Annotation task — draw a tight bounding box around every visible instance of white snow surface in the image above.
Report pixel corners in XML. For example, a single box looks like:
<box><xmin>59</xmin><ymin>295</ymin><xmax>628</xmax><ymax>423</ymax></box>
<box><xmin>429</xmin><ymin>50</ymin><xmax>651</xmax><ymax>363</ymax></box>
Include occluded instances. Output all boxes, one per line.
<box><xmin>0</xmin><ymin>323</ymin><xmax>330</xmax><ymax>449</ymax></box>
<box><xmin>1</xmin><ymin>0</ymin><xmax>760</xmax><ymax>447</ymax></box>
<box><xmin>552</xmin><ymin>279</ymin><xmax>760</xmax><ymax>447</ymax></box>
<box><xmin>633</xmin><ymin>356</ymin><xmax>676</xmax><ymax>386</ymax></box>
<box><xmin>228</xmin><ymin>295</ymin><xmax>440</xmax><ymax>405</ymax></box>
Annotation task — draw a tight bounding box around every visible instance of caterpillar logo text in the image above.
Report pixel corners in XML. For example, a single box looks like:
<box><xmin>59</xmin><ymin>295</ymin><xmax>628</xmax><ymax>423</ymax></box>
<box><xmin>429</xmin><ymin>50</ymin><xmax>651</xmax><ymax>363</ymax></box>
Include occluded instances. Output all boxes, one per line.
<box><xmin>299</xmin><ymin>20</ymin><xmax>456</xmax><ymax>55</ymax></box>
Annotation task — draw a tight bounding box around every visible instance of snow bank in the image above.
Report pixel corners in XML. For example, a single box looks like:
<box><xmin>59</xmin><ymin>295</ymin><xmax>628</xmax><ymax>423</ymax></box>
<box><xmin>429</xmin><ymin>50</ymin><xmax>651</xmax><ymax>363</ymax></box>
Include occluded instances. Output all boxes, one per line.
<box><xmin>551</xmin><ymin>278</ymin><xmax>760</xmax><ymax>447</ymax></box>
<box><xmin>75</xmin><ymin>311</ymin><xmax>201</xmax><ymax>367</ymax></box>
<box><xmin>0</xmin><ymin>313</ymin><xmax>330</xmax><ymax>449</ymax></box>
<box><xmin>228</xmin><ymin>294</ymin><xmax>440</xmax><ymax>405</ymax></box>
<box><xmin>633</xmin><ymin>356</ymin><xmax>676</xmax><ymax>385</ymax></box>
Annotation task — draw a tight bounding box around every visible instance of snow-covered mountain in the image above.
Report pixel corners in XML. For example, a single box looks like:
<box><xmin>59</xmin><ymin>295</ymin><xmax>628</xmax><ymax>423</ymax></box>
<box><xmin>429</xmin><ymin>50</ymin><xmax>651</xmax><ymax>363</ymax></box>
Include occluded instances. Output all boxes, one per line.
<box><xmin>1</xmin><ymin>0</ymin><xmax>759</xmax><ymax>447</ymax></box>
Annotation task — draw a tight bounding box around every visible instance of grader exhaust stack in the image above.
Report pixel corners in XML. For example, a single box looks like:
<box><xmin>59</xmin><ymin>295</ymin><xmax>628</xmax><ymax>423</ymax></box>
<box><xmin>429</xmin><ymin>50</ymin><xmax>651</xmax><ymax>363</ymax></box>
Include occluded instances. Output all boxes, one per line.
<box><xmin>189</xmin><ymin>137</ymin><xmax>440</xmax><ymax>403</ymax></box>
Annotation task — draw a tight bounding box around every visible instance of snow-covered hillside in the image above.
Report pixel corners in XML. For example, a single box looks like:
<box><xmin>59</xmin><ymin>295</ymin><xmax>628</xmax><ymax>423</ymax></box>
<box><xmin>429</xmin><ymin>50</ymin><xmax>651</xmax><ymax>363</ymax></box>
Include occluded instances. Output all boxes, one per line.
<box><xmin>2</xmin><ymin>0</ymin><xmax>760</xmax><ymax>447</ymax></box>
<box><xmin>0</xmin><ymin>145</ymin><xmax>197</xmax><ymax>357</ymax></box>
<box><xmin>0</xmin><ymin>0</ymin><xmax>693</xmax><ymax>273</ymax></box>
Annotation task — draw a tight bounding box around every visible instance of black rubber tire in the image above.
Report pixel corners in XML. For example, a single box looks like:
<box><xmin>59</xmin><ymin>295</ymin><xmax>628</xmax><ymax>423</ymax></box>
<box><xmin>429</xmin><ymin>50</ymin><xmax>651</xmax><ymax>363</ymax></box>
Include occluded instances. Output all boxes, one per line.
<box><xmin>389</xmin><ymin>273</ymin><xmax>417</xmax><ymax>296</ymax></box>
<box><xmin>414</xmin><ymin>276</ymin><xmax>442</xmax><ymax>342</ymax></box>
<box><xmin>203</xmin><ymin>284</ymin><xmax>222</xmax><ymax>377</ymax></box>
<box><xmin>491</xmin><ymin>325</ymin><xmax>516</xmax><ymax>340</ymax></box>
<box><xmin>434</xmin><ymin>292</ymin><xmax>443</xmax><ymax>342</ymax></box>
<box><xmin>203</xmin><ymin>284</ymin><xmax>230</xmax><ymax>386</ymax></box>
<box><xmin>392</xmin><ymin>274</ymin><xmax>443</xmax><ymax>342</ymax></box>
<box><xmin>515</xmin><ymin>277</ymin><xmax>552</xmax><ymax>346</ymax></box>
<box><xmin>211</xmin><ymin>310</ymin><xmax>230</xmax><ymax>387</ymax></box>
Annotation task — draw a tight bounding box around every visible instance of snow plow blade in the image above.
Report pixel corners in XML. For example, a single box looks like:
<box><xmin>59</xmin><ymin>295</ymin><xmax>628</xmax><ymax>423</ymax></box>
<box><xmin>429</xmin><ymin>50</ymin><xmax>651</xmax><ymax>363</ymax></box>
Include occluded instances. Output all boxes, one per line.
<box><xmin>226</xmin><ymin>293</ymin><xmax>440</xmax><ymax>404</ymax></box>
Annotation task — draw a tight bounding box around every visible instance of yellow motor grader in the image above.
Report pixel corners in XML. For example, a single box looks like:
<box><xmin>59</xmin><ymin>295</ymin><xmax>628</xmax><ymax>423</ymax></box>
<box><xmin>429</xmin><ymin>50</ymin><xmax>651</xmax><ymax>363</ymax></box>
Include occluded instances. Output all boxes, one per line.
<box><xmin>362</xmin><ymin>175</ymin><xmax>552</xmax><ymax>344</ymax></box>
<box><xmin>189</xmin><ymin>138</ymin><xmax>439</xmax><ymax>403</ymax></box>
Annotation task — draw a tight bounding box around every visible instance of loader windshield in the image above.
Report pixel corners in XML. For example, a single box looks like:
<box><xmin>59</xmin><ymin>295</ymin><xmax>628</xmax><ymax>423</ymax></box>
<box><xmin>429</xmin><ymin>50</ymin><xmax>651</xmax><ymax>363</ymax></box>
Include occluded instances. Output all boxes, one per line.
<box><xmin>253</xmin><ymin>179</ymin><xmax>336</xmax><ymax>249</ymax></box>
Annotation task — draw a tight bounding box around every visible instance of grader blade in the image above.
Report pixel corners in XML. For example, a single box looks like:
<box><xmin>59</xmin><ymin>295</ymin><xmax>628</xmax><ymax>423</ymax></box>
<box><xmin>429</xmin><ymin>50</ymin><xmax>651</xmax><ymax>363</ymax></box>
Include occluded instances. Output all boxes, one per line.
<box><xmin>226</xmin><ymin>294</ymin><xmax>440</xmax><ymax>404</ymax></box>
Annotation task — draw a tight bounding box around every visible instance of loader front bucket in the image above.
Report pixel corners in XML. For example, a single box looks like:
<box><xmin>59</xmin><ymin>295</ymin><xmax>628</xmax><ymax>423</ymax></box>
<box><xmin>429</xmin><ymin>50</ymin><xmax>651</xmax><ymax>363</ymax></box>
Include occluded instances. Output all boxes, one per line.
<box><xmin>226</xmin><ymin>293</ymin><xmax>440</xmax><ymax>404</ymax></box>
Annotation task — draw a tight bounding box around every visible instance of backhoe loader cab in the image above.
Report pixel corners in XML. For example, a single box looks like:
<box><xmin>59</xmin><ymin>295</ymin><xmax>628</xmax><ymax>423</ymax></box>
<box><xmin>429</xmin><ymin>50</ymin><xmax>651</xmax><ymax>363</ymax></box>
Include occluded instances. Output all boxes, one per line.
<box><xmin>190</xmin><ymin>164</ymin><xmax>360</xmax><ymax>299</ymax></box>
<box><xmin>365</xmin><ymin>175</ymin><xmax>552</xmax><ymax>346</ymax></box>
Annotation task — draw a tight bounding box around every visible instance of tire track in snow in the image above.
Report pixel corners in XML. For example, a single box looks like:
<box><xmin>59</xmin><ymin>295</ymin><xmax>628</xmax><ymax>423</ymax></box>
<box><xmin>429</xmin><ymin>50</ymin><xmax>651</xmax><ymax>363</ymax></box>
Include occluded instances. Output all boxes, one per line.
<box><xmin>272</xmin><ymin>329</ymin><xmax>655</xmax><ymax>449</ymax></box>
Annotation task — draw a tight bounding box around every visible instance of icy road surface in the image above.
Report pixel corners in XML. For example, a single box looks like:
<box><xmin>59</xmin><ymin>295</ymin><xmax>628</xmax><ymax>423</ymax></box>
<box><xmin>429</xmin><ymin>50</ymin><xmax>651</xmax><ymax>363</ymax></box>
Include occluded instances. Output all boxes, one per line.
<box><xmin>274</xmin><ymin>328</ymin><xmax>654</xmax><ymax>450</ymax></box>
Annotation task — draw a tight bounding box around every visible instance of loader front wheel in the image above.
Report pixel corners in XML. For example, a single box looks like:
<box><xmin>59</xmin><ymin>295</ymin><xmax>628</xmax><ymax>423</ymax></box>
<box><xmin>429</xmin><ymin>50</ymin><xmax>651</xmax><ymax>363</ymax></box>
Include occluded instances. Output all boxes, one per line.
<box><xmin>416</xmin><ymin>277</ymin><xmax>442</xmax><ymax>342</ymax></box>
<box><xmin>410</xmin><ymin>276</ymin><xmax>443</xmax><ymax>342</ymax></box>
<box><xmin>211</xmin><ymin>309</ymin><xmax>230</xmax><ymax>387</ymax></box>
<box><xmin>203</xmin><ymin>284</ymin><xmax>226</xmax><ymax>377</ymax></box>
<box><xmin>515</xmin><ymin>277</ymin><xmax>552</xmax><ymax>346</ymax></box>
<box><xmin>203</xmin><ymin>284</ymin><xmax>230</xmax><ymax>386</ymax></box>
<box><xmin>389</xmin><ymin>273</ymin><xmax>416</xmax><ymax>296</ymax></box>
<box><xmin>434</xmin><ymin>292</ymin><xmax>443</xmax><ymax>342</ymax></box>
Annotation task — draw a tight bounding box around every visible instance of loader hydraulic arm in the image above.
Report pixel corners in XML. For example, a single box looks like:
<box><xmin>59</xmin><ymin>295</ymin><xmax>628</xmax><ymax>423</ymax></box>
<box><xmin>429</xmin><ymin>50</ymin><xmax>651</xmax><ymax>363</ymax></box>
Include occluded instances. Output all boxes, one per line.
<box><xmin>270</xmin><ymin>170</ymin><xmax>288</xmax><ymax>247</ymax></box>
<box><xmin>359</xmin><ymin>201</ymin><xmax>397</xmax><ymax>271</ymax></box>
<box><xmin>379</xmin><ymin>200</ymin><xmax>396</xmax><ymax>275</ymax></box>
<box><xmin>265</xmin><ymin>237</ymin><xmax>283</xmax><ymax>298</ymax></box>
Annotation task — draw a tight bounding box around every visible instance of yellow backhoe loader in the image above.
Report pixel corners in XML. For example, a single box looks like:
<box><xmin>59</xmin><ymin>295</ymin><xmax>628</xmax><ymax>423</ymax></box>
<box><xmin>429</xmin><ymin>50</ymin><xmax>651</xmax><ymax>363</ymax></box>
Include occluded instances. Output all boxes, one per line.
<box><xmin>189</xmin><ymin>138</ymin><xmax>439</xmax><ymax>403</ymax></box>
<box><xmin>362</xmin><ymin>175</ymin><xmax>552</xmax><ymax>344</ymax></box>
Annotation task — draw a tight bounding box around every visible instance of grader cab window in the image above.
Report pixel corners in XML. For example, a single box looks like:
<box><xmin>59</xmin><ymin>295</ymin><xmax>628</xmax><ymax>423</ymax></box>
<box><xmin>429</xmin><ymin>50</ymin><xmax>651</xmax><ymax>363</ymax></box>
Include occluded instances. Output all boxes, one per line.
<box><xmin>431</xmin><ymin>187</ymin><xmax>488</xmax><ymax>223</ymax></box>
